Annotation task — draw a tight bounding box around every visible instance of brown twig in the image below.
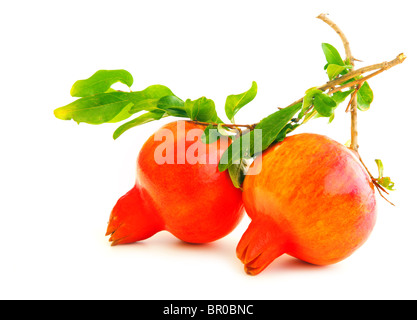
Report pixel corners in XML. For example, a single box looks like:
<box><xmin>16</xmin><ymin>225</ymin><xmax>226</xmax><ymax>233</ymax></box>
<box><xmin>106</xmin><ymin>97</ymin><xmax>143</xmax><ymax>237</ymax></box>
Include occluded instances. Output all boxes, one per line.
<box><xmin>325</xmin><ymin>53</ymin><xmax>406</xmax><ymax>86</ymax></box>
<box><xmin>328</xmin><ymin>67</ymin><xmax>387</xmax><ymax>96</ymax></box>
<box><xmin>317</xmin><ymin>13</ymin><xmax>354</xmax><ymax>64</ymax></box>
<box><xmin>190</xmin><ymin>121</ymin><xmax>257</xmax><ymax>130</ymax></box>
<box><xmin>301</xmin><ymin>105</ymin><xmax>316</xmax><ymax>124</ymax></box>
<box><xmin>283</xmin><ymin>53</ymin><xmax>406</xmax><ymax>111</ymax></box>
<box><xmin>317</xmin><ymin>13</ymin><xmax>358</xmax><ymax>150</ymax></box>
<box><xmin>357</xmin><ymin>155</ymin><xmax>395</xmax><ymax>206</ymax></box>
<box><xmin>345</xmin><ymin>84</ymin><xmax>361</xmax><ymax>113</ymax></box>
<box><xmin>374</xmin><ymin>182</ymin><xmax>395</xmax><ymax>206</ymax></box>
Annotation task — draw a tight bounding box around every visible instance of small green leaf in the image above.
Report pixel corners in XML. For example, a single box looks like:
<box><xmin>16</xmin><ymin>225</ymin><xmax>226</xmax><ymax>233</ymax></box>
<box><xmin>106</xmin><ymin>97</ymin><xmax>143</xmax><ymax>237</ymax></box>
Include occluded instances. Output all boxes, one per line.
<box><xmin>218</xmin><ymin>130</ymin><xmax>259</xmax><ymax>172</ymax></box>
<box><xmin>225</xmin><ymin>81</ymin><xmax>258</xmax><ymax>122</ymax></box>
<box><xmin>70</xmin><ymin>70</ymin><xmax>134</xmax><ymax>97</ymax></box>
<box><xmin>322</xmin><ymin>43</ymin><xmax>345</xmax><ymax>66</ymax></box>
<box><xmin>275</xmin><ymin>123</ymin><xmax>300</xmax><ymax>143</ymax></box>
<box><xmin>300</xmin><ymin>88</ymin><xmax>322</xmax><ymax>118</ymax></box>
<box><xmin>113</xmin><ymin>110</ymin><xmax>166</xmax><ymax>139</ymax></box>
<box><xmin>218</xmin><ymin>102</ymin><xmax>302</xmax><ymax>172</ymax></box>
<box><xmin>379</xmin><ymin>177</ymin><xmax>395</xmax><ymax>191</ymax></box>
<box><xmin>54</xmin><ymin>92</ymin><xmax>133</xmax><ymax>124</ymax></box>
<box><xmin>331</xmin><ymin>88</ymin><xmax>354</xmax><ymax>106</ymax></box>
<box><xmin>313</xmin><ymin>92</ymin><xmax>337</xmax><ymax>117</ymax></box>
<box><xmin>357</xmin><ymin>81</ymin><xmax>373</xmax><ymax>111</ymax></box>
<box><xmin>375</xmin><ymin>159</ymin><xmax>384</xmax><ymax>179</ymax></box>
<box><xmin>228</xmin><ymin>159</ymin><xmax>249</xmax><ymax>189</ymax></box>
<box><xmin>184</xmin><ymin>97</ymin><xmax>218</xmax><ymax>122</ymax></box>
<box><xmin>156</xmin><ymin>95</ymin><xmax>187</xmax><ymax>117</ymax></box>
<box><xmin>256</xmin><ymin>102</ymin><xmax>302</xmax><ymax>148</ymax></box>
<box><xmin>326</xmin><ymin>64</ymin><xmax>352</xmax><ymax>80</ymax></box>
<box><xmin>375</xmin><ymin>159</ymin><xmax>395</xmax><ymax>191</ymax></box>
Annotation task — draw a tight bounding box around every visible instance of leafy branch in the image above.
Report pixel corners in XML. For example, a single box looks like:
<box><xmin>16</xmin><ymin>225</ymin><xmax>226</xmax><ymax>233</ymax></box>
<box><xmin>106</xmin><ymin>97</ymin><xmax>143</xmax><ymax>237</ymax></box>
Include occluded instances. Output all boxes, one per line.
<box><xmin>53</xmin><ymin>15</ymin><xmax>405</xmax><ymax>196</ymax></box>
<box><xmin>317</xmin><ymin>13</ymin><xmax>360</xmax><ymax>151</ymax></box>
<box><xmin>316</xmin><ymin>13</ymin><xmax>403</xmax><ymax>205</ymax></box>
<box><xmin>282</xmin><ymin>52</ymin><xmax>406</xmax><ymax>112</ymax></box>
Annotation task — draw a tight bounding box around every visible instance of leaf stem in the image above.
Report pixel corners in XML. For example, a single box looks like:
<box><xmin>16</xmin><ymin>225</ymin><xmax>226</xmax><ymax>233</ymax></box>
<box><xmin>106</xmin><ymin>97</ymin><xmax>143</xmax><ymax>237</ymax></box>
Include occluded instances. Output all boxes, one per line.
<box><xmin>190</xmin><ymin>120</ymin><xmax>257</xmax><ymax>130</ymax></box>
<box><xmin>328</xmin><ymin>65</ymin><xmax>389</xmax><ymax>96</ymax></box>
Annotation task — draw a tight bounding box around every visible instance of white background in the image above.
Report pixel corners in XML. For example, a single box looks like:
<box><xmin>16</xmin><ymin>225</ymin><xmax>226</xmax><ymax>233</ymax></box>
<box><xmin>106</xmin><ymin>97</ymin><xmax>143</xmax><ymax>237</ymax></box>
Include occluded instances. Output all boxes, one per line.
<box><xmin>1</xmin><ymin>0</ymin><xmax>416</xmax><ymax>300</ymax></box>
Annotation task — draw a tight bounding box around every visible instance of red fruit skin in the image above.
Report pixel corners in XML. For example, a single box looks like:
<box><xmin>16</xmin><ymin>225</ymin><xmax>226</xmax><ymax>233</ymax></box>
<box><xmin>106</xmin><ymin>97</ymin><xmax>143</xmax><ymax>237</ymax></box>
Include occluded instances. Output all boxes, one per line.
<box><xmin>237</xmin><ymin>133</ymin><xmax>377</xmax><ymax>275</ymax></box>
<box><xmin>106</xmin><ymin>187</ymin><xmax>163</xmax><ymax>246</ymax></box>
<box><xmin>106</xmin><ymin>120</ymin><xmax>244</xmax><ymax>245</ymax></box>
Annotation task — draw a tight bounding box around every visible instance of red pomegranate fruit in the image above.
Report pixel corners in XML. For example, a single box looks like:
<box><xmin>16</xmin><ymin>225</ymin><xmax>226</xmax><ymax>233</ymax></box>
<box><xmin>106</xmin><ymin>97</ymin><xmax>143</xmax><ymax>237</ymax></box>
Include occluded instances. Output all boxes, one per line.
<box><xmin>238</xmin><ymin>133</ymin><xmax>377</xmax><ymax>275</ymax></box>
<box><xmin>106</xmin><ymin>120</ymin><xmax>245</xmax><ymax>245</ymax></box>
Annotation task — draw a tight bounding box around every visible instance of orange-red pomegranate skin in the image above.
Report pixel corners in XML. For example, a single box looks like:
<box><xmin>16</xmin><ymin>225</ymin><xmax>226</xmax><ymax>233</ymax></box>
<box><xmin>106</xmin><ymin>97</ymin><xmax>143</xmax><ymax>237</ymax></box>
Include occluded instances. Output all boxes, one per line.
<box><xmin>238</xmin><ymin>133</ymin><xmax>377</xmax><ymax>275</ymax></box>
<box><xmin>106</xmin><ymin>120</ymin><xmax>244</xmax><ymax>245</ymax></box>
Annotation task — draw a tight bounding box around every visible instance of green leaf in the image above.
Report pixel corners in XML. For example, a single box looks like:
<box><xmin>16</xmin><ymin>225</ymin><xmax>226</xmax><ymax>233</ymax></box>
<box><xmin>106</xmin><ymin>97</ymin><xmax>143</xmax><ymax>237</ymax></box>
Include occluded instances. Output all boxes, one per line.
<box><xmin>357</xmin><ymin>81</ymin><xmax>373</xmax><ymax>111</ymax></box>
<box><xmin>379</xmin><ymin>177</ymin><xmax>395</xmax><ymax>191</ymax></box>
<box><xmin>218</xmin><ymin>102</ymin><xmax>302</xmax><ymax>172</ymax></box>
<box><xmin>184</xmin><ymin>97</ymin><xmax>218</xmax><ymax>122</ymax></box>
<box><xmin>326</xmin><ymin>64</ymin><xmax>352</xmax><ymax>80</ymax></box>
<box><xmin>201</xmin><ymin>124</ymin><xmax>220</xmax><ymax>144</ymax></box>
<box><xmin>113</xmin><ymin>110</ymin><xmax>166</xmax><ymax>139</ymax></box>
<box><xmin>299</xmin><ymin>88</ymin><xmax>322</xmax><ymax>118</ymax></box>
<box><xmin>70</xmin><ymin>70</ymin><xmax>133</xmax><ymax>97</ymax></box>
<box><xmin>228</xmin><ymin>159</ymin><xmax>249</xmax><ymax>190</ymax></box>
<box><xmin>256</xmin><ymin>103</ymin><xmax>302</xmax><ymax>148</ymax></box>
<box><xmin>225</xmin><ymin>81</ymin><xmax>258</xmax><ymax>121</ymax></box>
<box><xmin>54</xmin><ymin>92</ymin><xmax>133</xmax><ymax>124</ymax></box>
<box><xmin>54</xmin><ymin>83</ymin><xmax>177</xmax><ymax>125</ymax></box>
<box><xmin>275</xmin><ymin>123</ymin><xmax>300</xmax><ymax>143</ymax></box>
<box><xmin>156</xmin><ymin>95</ymin><xmax>187</xmax><ymax>117</ymax></box>
<box><xmin>322</xmin><ymin>43</ymin><xmax>345</xmax><ymax>66</ymax></box>
<box><xmin>375</xmin><ymin>159</ymin><xmax>395</xmax><ymax>191</ymax></box>
<box><xmin>313</xmin><ymin>92</ymin><xmax>337</xmax><ymax>117</ymax></box>
<box><xmin>375</xmin><ymin>159</ymin><xmax>385</xmax><ymax>179</ymax></box>
<box><xmin>331</xmin><ymin>88</ymin><xmax>354</xmax><ymax>106</ymax></box>
<box><xmin>218</xmin><ymin>130</ymin><xmax>259</xmax><ymax>172</ymax></box>
<box><xmin>107</xmin><ymin>102</ymin><xmax>135</xmax><ymax>123</ymax></box>
<box><xmin>328</xmin><ymin>113</ymin><xmax>335</xmax><ymax>123</ymax></box>
<box><xmin>128</xmin><ymin>85</ymin><xmax>175</xmax><ymax>114</ymax></box>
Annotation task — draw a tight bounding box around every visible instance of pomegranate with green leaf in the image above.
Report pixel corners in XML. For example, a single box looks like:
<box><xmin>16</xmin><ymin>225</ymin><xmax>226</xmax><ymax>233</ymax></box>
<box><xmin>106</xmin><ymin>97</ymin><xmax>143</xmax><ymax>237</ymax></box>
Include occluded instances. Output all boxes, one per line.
<box><xmin>237</xmin><ymin>133</ymin><xmax>378</xmax><ymax>275</ymax></box>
